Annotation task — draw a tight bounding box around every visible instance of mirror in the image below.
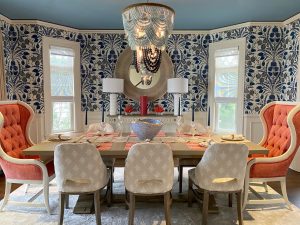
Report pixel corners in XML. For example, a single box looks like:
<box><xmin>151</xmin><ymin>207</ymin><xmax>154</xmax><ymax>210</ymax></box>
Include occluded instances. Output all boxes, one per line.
<box><xmin>114</xmin><ymin>48</ymin><xmax>174</xmax><ymax>101</ymax></box>
<box><xmin>129</xmin><ymin>65</ymin><xmax>160</xmax><ymax>89</ymax></box>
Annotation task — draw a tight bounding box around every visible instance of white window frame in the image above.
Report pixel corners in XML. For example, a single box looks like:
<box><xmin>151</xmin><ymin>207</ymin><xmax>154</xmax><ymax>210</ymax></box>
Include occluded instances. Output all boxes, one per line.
<box><xmin>43</xmin><ymin>37</ymin><xmax>82</xmax><ymax>137</ymax></box>
<box><xmin>208</xmin><ymin>38</ymin><xmax>246</xmax><ymax>134</ymax></box>
<box><xmin>297</xmin><ymin>36</ymin><xmax>300</xmax><ymax>101</ymax></box>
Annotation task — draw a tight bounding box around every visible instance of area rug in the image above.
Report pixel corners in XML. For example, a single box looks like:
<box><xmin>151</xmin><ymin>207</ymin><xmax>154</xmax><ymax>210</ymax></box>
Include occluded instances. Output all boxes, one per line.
<box><xmin>0</xmin><ymin>168</ymin><xmax>300</xmax><ymax>225</ymax></box>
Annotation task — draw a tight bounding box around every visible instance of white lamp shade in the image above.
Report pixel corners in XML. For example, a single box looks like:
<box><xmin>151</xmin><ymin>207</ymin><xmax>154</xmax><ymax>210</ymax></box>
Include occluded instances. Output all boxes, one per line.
<box><xmin>102</xmin><ymin>78</ymin><xmax>124</xmax><ymax>93</ymax></box>
<box><xmin>167</xmin><ymin>78</ymin><xmax>188</xmax><ymax>93</ymax></box>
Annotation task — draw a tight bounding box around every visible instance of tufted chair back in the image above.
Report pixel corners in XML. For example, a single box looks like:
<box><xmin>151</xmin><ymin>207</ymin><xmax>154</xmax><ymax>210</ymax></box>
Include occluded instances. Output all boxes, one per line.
<box><xmin>261</xmin><ymin>103</ymin><xmax>294</xmax><ymax>157</ymax></box>
<box><xmin>195</xmin><ymin>143</ymin><xmax>249</xmax><ymax>192</ymax></box>
<box><xmin>124</xmin><ymin>143</ymin><xmax>174</xmax><ymax>194</ymax></box>
<box><xmin>0</xmin><ymin>101</ymin><xmax>34</xmax><ymax>159</ymax></box>
<box><xmin>249</xmin><ymin>101</ymin><xmax>300</xmax><ymax>178</ymax></box>
<box><xmin>54</xmin><ymin>143</ymin><xmax>108</xmax><ymax>193</ymax></box>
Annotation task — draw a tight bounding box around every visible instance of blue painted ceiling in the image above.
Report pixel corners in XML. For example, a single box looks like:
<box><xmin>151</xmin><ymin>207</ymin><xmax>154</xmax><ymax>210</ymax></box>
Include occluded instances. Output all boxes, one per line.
<box><xmin>0</xmin><ymin>0</ymin><xmax>300</xmax><ymax>30</ymax></box>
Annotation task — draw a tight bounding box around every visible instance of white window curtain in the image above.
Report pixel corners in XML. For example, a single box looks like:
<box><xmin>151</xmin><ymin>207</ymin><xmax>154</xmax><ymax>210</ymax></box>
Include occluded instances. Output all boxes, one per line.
<box><xmin>0</xmin><ymin>33</ymin><xmax>7</xmax><ymax>100</ymax></box>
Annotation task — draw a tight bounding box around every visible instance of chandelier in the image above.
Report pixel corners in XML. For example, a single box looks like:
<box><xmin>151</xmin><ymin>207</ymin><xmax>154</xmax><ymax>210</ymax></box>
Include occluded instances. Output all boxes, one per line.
<box><xmin>122</xmin><ymin>2</ymin><xmax>175</xmax><ymax>82</ymax></box>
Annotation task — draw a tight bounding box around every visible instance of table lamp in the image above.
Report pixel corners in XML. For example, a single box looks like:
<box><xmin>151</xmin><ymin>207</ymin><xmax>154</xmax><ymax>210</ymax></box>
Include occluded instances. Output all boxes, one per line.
<box><xmin>167</xmin><ymin>78</ymin><xmax>188</xmax><ymax>116</ymax></box>
<box><xmin>102</xmin><ymin>78</ymin><xmax>124</xmax><ymax>116</ymax></box>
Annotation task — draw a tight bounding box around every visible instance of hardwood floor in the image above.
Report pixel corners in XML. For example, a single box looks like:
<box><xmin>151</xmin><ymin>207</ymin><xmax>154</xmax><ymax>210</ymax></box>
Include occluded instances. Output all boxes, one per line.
<box><xmin>0</xmin><ymin>169</ymin><xmax>300</xmax><ymax>208</ymax></box>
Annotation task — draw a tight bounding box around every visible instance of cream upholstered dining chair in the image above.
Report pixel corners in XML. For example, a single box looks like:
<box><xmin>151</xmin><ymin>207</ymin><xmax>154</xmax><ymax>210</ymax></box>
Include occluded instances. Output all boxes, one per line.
<box><xmin>54</xmin><ymin>143</ymin><xmax>110</xmax><ymax>225</ymax></box>
<box><xmin>188</xmin><ymin>143</ymin><xmax>249</xmax><ymax>225</ymax></box>
<box><xmin>243</xmin><ymin>101</ymin><xmax>300</xmax><ymax>210</ymax></box>
<box><xmin>177</xmin><ymin>122</ymin><xmax>206</xmax><ymax>193</ymax></box>
<box><xmin>124</xmin><ymin>143</ymin><xmax>174</xmax><ymax>225</ymax></box>
<box><xmin>87</xmin><ymin>121</ymin><xmax>115</xmax><ymax>203</ymax></box>
<box><xmin>0</xmin><ymin>100</ymin><xmax>55</xmax><ymax>214</ymax></box>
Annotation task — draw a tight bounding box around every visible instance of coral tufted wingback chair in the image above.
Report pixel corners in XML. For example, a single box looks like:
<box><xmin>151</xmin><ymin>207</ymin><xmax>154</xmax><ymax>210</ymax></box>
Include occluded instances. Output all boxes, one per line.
<box><xmin>243</xmin><ymin>101</ymin><xmax>300</xmax><ymax>209</ymax></box>
<box><xmin>0</xmin><ymin>100</ymin><xmax>55</xmax><ymax>213</ymax></box>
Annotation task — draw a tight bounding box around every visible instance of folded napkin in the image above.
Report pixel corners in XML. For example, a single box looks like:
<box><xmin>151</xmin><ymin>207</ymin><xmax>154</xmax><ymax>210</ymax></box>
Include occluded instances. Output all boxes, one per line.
<box><xmin>221</xmin><ymin>134</ymin><xmax>244</xmax><ymax>141</ymax></box>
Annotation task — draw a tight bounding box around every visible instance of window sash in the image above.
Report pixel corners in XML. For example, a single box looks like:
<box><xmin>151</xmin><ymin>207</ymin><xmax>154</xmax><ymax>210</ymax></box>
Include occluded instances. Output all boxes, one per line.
<box><xmin>43</xmin><ymin>37</ymin><xmax>82</xmax><ymax>138</ymax></box>
<box><xmin>208</xmin><ymin>38</ymin><xmax>245</xmax><ymax>134</ymax></box>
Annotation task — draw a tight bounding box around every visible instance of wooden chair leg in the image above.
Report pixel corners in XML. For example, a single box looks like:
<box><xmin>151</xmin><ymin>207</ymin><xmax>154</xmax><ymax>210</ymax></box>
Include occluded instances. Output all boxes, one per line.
<box><xmin>236</xmin><ymin>191</ymin><xmax>243</xmax><ymax>225</ymax></box>
<box><xmin>202</xmin><ymin>190</ymin><xmax>209</xmax><ymax>225</ymax></box>
<box><xmin>128</xmin><ymin>192</ymin><xmax>135</xmax><ymax>225</ymax></box>
<box><xmin>242</xmin><ymin>179</ymin><xmax>250</xmax><ymax>210</ymax></box>
<box><xmin>179</xmin><ymin>166</ymin><xmax>183</xmax><ymax>193</ymax></box>
<box><xmin>59</xmin><ymin>192</ymin><xmax>65</xmax><ymax>225</ymax></box>
<box><xmin>188</xmin><ymin>177</ymin><xmax>193</xmax><ymax>207</ymax></box>
<box><xmin>164</xmin><ymin>191</ymin><xmax>172</xmax><ymax>225</ymax></box>
<box><xmin>94</xmin><ymin>190</ymin><xmax>101</xmax><ymax>225</ymax></box>
<box><xmin>125</xmin><ymin>189</ymin><xmax>129</xmax><ymax>210</ymax></box>
<box><xmin>107</xmin><ymin>170</ymin><xmax>112</xmax><ymax>207</ymax></box>
<box><xmin>228</xmin><ymin>193</ymin><xmax>233</xmax><ymax>207</ymax></box>
<box><xmin>65</xmin><ymin>194</ymin><xmax>69</xmax><ymax>209</ymax></box>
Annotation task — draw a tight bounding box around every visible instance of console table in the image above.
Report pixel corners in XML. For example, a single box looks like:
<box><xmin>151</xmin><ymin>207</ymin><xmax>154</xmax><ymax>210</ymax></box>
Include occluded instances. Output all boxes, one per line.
<box><xmin>107</xmin><ymin>114</ymin><xmax>177</xmax><ymax>132</ymax></box>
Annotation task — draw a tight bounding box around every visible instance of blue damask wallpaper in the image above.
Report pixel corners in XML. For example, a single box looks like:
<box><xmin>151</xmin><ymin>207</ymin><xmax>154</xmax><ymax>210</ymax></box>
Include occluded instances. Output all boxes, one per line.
<box><xmin>0</xmin><ymin>18</ymin><xmax>299</xmax><ymax>114</ymax></box>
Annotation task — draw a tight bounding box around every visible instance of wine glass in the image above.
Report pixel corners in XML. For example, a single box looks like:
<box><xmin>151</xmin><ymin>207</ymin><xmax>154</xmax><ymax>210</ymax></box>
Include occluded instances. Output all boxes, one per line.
<box><xmin>97</xmin><ymin>122</ymin><xmax>106</xmax><ymax>137</ymax></box>
<box><xmin>206</xmin><ymin>126</ymin><xmax>213</xmax><ymax>139</ymax></box>
<box><xmin>191</xmin><ymin>121</ymin><xmax>197</xmax><ymax>137</ymax></box>
<box><xmin>176</xmin><ymin>116</ymin><xmax>184</xmax><ymax>135</ymax></box>
<box><xmin>116</xmin><ymin>115</ymin><xmax>124</xmax><ymax>137</ymax></box>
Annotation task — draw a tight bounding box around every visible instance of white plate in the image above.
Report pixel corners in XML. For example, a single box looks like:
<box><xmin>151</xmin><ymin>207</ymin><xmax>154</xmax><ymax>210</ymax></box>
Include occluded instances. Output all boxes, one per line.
<box><xmin>221</xmin><ymin>136</ymin><xmax>244</xmax><ymax>141</ymax></box>
<box><xmin>48</xmin><ymin>135</ymin><xmax>71</xmax><ymax>142</ymax></box>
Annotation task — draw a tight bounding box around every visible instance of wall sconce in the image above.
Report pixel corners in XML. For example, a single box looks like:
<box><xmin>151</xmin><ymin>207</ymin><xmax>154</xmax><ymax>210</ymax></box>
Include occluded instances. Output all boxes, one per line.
<box><xmin>102</xmin><ymin>78</ymin><xmax>124</xmax><ymax>116</ymax></box>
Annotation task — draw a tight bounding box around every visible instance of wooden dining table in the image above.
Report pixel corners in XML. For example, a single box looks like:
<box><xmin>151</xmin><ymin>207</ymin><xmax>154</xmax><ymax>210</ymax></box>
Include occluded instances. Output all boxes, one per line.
<box><xmin>23</xmin><ymin>132</ymin><xmax>268</xmax><ymax>161</ymax></box>
<box><xmin>23</xmin><ymin>132</ymin><xmax>268</xmax><ymax>214</ymax></box>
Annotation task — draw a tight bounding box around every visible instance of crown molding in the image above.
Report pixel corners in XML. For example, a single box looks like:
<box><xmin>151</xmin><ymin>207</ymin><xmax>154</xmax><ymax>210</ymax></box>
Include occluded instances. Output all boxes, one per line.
<box><xmin>0</xmin><ymin>14</ymin><xmax>10</xmax><ymax>24</ymax></box>
<box><xmin>284</xmin><ymin>13</ymin><xmax>300</xmax><ymax>25</ymax></box>
<box><xmin>82</xmin><ymin>30</ymin><xmax>124</xmax><ymax>34</ymax></box>
<box><xmin>0</xmin><ymin>12</ymin><xmax>299</xmax><ymax>35</ymax></box>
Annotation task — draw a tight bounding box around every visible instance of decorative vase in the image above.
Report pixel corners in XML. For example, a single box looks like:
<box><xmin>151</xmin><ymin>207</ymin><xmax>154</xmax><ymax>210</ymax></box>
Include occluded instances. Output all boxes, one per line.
<box><xmin>140</xmin><ymin>96</ymin><xmax>148</xmax><ymax>115</ymax></box>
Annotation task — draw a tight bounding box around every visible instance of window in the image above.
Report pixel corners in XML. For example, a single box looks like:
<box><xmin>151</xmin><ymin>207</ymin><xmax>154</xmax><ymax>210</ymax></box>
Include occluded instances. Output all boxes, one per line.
<box><xmin>208</xmin><ymin>38</ymin><xmax>245</xmax><ymax>134</ymax></box>
<box><xmin>43</xmin><ymin>37</ymin><xmax>82</xmax><ymax>137</ymax></box>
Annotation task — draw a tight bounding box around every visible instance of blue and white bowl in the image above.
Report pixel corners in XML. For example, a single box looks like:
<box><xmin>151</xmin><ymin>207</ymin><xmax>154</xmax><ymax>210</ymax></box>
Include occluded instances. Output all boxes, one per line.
<box><xmin>131</xmin><ymin>119</ymin><xmax>163</xmax><ymax>141</ymax></box>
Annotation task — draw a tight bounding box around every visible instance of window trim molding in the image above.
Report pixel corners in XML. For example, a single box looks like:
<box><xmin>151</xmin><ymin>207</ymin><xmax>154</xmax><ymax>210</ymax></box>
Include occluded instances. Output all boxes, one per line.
<box><xmin>208</xmin><ymin>38</ymin><xmax>246</xmax><ymax>134</ymax></box>
<box><xmin>42</xmin><ymin>37</ymin><xmax>82</xmax><ymax>137</ymax></box>
<box><xmin>296</xmin><ymin>36</ymin><xmax>300</xmax><ymax>102</ymax></box>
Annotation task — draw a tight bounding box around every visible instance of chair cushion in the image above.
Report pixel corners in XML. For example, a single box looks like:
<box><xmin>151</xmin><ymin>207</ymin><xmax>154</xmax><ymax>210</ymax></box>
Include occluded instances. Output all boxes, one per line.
<box><xmin>0</xmin><ymin>104</ymin><xmax>31</xmax><ymax>158</ymax></box>
<box><xmin>0</xmin><ymin>158</ymin><xmax>55</xmax><ymax>180</ymax></box>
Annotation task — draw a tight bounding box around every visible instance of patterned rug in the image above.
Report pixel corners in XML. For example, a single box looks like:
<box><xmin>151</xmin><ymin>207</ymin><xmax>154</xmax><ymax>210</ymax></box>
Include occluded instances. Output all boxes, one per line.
<box><xmin>0</xmin><ymin>168</ymin><xmax>300</xmax><ymax>225</ymax></box>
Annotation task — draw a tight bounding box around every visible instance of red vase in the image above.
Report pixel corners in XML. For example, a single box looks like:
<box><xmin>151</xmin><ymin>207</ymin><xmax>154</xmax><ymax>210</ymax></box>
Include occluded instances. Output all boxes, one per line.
<box><xmin>140</xmin><ymin>96</ymin><xmax>148</xmax><ymax>115</ymax></box>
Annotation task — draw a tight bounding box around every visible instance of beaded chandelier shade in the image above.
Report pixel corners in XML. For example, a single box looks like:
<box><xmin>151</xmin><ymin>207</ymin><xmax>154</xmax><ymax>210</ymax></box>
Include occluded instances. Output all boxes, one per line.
<box><xmin>122</xmin><ymin>3</ymin><xmax>175</xmax><ymax>80</ymax></box>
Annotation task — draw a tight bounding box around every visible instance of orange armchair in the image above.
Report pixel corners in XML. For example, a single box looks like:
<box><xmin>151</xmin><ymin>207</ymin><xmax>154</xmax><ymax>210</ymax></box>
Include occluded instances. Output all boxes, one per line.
<box><xmin>243</xmin><ymin>101</ymin><xmax>300</xmax><ymax>209</ymax></box>
<box><xmin>0</xmin><ymin>100</ymin><xmax>55</xmax><ymax>213</ymax></box>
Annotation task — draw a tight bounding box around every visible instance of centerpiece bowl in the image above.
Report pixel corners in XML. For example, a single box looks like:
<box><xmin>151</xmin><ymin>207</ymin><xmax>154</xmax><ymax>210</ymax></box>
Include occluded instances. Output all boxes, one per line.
<box><xmin>131</xmin><ymin>119</ymin><xmax>163</xmax><ymax>141</ymax></box>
